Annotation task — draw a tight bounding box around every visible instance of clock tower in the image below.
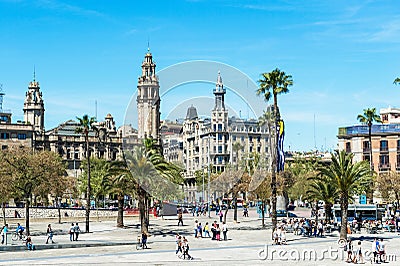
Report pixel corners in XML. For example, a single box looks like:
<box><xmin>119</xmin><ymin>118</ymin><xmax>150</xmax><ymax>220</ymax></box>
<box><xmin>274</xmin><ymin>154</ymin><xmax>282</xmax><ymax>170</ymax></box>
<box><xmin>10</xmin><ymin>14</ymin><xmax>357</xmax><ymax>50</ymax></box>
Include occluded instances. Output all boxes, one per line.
<box><xmin>136</xmin><ymin>49</ymin><xmax>161</xmax><ymax>143</ymax></box>
<box><xmin>23</xmin><ymin>75</ymin><xmax>45</xmax><ymax>132</ymax></box>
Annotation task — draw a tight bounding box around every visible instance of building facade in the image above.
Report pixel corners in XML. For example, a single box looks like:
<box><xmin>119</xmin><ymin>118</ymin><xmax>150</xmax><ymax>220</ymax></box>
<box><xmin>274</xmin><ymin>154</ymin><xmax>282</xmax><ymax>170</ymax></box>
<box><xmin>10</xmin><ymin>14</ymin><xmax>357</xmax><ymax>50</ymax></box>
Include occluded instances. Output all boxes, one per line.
<box><xmin>338</xmin><ymin>106</ymin><xmax>400</xmax><ymax>174</ymax></box>
<box><xmin>181</xmin><ymin>72</ymin><xmax>271</xmax><ymax>203</ymax></box>
<box><xmin>0</xmin><ymin>78</ymin><xmax>125</xmax><ymax>177</ymax></box>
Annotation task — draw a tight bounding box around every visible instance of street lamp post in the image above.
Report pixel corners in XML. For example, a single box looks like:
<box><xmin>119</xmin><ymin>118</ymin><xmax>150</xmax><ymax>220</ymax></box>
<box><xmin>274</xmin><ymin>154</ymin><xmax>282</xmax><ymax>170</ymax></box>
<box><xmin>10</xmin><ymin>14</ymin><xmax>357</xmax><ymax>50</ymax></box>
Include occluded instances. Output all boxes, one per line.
<box><xmin>207</xmin><ymin>136</ymin><xmax>211</xmax><ymax>218</ymax></box>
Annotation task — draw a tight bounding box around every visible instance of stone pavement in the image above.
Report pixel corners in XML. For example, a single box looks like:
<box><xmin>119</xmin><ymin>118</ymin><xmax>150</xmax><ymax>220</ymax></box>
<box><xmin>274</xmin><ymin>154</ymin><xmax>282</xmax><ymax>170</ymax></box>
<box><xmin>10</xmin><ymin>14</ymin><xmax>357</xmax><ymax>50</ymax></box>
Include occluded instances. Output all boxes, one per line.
<box><xmin>0</xmin><ymin>208</ymin><xmax>399</xmax><ymax>265</ymax></box>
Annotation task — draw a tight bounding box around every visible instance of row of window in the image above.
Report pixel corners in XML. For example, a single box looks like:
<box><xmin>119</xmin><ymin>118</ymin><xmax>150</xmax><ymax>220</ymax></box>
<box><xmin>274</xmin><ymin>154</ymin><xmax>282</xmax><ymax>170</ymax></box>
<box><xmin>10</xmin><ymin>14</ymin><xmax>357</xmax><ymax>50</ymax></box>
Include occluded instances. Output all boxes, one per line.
<box><xmin>0</xmin><ymin>132</ymin><xmax>27</xmax><ymax>140</ymax></box>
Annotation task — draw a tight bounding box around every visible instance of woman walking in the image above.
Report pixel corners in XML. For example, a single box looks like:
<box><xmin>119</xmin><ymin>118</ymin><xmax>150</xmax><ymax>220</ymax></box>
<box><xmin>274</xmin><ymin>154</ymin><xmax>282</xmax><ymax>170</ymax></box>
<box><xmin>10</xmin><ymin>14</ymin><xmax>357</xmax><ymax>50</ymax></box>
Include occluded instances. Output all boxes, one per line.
<box><xmin>46</xmin><ymin>224</ymin><xmax>54</xmax><ymax>244</ymax></box>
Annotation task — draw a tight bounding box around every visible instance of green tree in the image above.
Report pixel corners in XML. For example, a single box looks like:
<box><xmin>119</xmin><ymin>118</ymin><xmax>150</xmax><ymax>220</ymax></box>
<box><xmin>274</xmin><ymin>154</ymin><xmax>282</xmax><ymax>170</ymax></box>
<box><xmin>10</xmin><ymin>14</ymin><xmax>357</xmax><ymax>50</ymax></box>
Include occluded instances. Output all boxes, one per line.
<box><xmin>376</xmin><ymin>171</ymin><xmax>400</xmax><ymax>208</ymax></box>
<box><xmin>79</xmin><ymin>158</ymin><xmax>111</xmax><ymax>220</ymax></box>
<box><xmin>357</xmin><ymin>108</ymin><xmax>382</xmax><ymax>171</ymax></box>
<box><xmin>0</xmin><ymin>159</ymin><xmax>15</xmax><ymax>225</ymax></box>
<box><xmin>101</xmin><ymin>160</ymin><xmax>135</xmax><ymax>228</ymax></box>
<box><xmin>0</xmin><ymin>148</ymin><xmax>66</xmax><ymax>235</ymax></box>
<box><xmin>317</xmin><ymin>150</ymin><xmax>371</xmax><ymax>240</ymax></box>
<box><xmin>256</xmin><ymin>68</ymin><xmax>293</xmax><ymax>233</ymax></box>
<box><xmin>124</xmin><ymin>146</ymin><xmax>157</xmax><ymax>234</ymax></box>
<box><xmin>306</xmin><ymin>179</ymin><xmax>338</xmax><ymax>223</ymax></box>
<box><xmin>75</xmin><ymin>114</ymin><xmax>96</xmax><ymax>233</ymax></box>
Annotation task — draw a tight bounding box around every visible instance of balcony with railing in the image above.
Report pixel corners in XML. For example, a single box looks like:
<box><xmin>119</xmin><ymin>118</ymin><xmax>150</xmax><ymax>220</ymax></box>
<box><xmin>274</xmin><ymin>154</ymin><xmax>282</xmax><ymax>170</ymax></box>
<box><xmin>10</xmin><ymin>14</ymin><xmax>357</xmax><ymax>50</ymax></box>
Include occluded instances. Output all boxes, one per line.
<box><xmin>378</xmin><ymin>163</ymin><xmax>391</xmax><ymax>172</ymax></box>
<box><xmin>396</xmin><ymin>164</ymin><xmax>400</xmax><ymax>172</ymax></box>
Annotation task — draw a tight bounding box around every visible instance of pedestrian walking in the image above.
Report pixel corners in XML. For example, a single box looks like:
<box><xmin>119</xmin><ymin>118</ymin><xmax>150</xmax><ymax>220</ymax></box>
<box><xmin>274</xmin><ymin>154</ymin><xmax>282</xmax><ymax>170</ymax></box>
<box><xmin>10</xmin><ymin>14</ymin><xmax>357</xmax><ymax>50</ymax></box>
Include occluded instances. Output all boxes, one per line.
<box><xmin>175</xmin><ymin>234</ymin><xmax>182</xmax><ymax>255</ymax></box>
<box><xmin>177</xmin><ymin>211</ymin><xmax>183</xmax><ymax>226</ymax></box>
<box><xmin>69</xmin><ymin>223</ymin><xmax>75</xmax><ymax>241</ymax></box>
<box><xmin>379</xmin><ymin>238</ymin><xmax>386</xmax><ymax>262</ymax></box>
<box><xmin>46</xmin><ymin>224</ymin><xmax>54</xmax><ymax>244</ymax></box>
<box><xmin>372</xmin><ymin>238</ymin><xmax>379</xmax><ymax>263</ymax></box>
<box><xmin>182</xmin><ymin>237</ymin><xmax>193</xmax><ymax>260</ymax></box>
<box><xmin>1</xmin><ymin>224</ymin><xmax>8</xmax><ymax>245</ymax></box>
<box><xmin>141</xmin><ymin>232</ymin><xmax>148</xmax><ymax>249</ymax></box>
<box><xmin>345</xmin><ymin>239</ymin><xmax>353</xmax><ymax>263</ymax></box>
<box><xmin>355</xmin><ymin>241</ymin><xmax>364</xmax><ymax>264</ymax></box>
<box><xmin>197</xmin><ymin>223</ymin><xmax>203</xmax><ymax>238</ymax></box>
<box><xmin>219</xmin><ymin>210</ymin><xmax>223</xmax><ymax>222</ymax></box>
<box><xmin>194</xmin><ymin>220</ymin><xmax>198</xmax><ymax>238</ymax></box>
<box><xmin>222</xmin><ymin>222</ymin><xmax>228</xmax><ymax>241</ymax></box>
<box><xmin>74</xmin><ymin>223</ymin><xmax>81</xmax><ymax>241</ymax></box>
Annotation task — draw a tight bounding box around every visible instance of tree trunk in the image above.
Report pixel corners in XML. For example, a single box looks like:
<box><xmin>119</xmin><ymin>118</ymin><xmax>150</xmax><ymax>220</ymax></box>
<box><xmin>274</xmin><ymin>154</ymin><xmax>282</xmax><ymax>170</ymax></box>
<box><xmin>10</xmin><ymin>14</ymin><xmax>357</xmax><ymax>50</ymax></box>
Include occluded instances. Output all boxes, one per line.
<box><xmin>315</xmin><ymin>201</ymin><xmax>319</xmax><ymax>228</ymax></box>
<box><xmin>138</xmin><ymin>189</ymin><xmax>148</xmax><ymax>234</ymax></box>
<box><xmin>271</xmin><ymin>94</ymin><xmax>279</xmax><ymax>236</ymax></box>
<box><xmin>367</xmin><ymin>123</ymin><xmax>374</xmax><ymax>203</ymax></box>
<box><xmin>58</xmin><ymin>203</ymin><xmax>61</xmax><ymax>224</ymax></box>
<box><xmin>340</xmin><ymin>194</ymin><xmax>348</xmax><ymax>240</ymax></box>
<box><xmin>117</xmin><ymin>194</ymin><xmax>124</xmax><ymax>228</ymax></box>
<box><xmin>261</xmin><ymin>200</ymin><xmax>265</xmax><ymax>227</ymax></box>
<box><xmin>2</xmin><ymin>202</ymin><xmax>6</xmax><ymax>226</ymax></box>
<box><xmin>25</xmin><ymin>197</ymin><xmax>30</xmax><ymax>236</ymax></box>
<box><xmin>223</xmin><ymin>207</ymin><xmax>229</xmax><ymax>224</ymax></box>
<box><xmin>233</xmin><ymin>194</ymin><xmax>238</xmax><ymax>222</ymax></box>
<box><xmin>85</xmin><ymin>135</ymin><xmax>91</xmax><ymax>233</ymax></box>
<box><xmin>325</xmin><ymin>203</ymin><xmax>332</xmax><ymax>223</ymax></box>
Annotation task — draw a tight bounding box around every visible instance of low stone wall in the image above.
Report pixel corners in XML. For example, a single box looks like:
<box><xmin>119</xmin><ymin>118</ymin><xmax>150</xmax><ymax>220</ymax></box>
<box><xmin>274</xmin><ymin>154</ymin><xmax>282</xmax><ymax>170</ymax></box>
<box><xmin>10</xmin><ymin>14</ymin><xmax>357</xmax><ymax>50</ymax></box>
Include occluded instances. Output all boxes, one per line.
<box><xmin>1</xmin><ymin>207</ymin><xmax>118</xmax><ymax>219</ymax></box>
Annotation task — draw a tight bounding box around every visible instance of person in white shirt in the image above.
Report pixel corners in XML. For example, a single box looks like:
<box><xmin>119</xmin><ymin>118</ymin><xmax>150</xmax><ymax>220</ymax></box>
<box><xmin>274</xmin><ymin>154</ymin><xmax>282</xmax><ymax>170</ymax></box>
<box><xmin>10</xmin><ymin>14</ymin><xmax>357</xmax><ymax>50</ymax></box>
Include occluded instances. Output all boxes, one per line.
<box><xmin>379</xmin><ymin>238</ymin><xmax>386</xmax><ymax>262</ymax></box>
<box><xmin>222</xmin><ymin>222</ymin><xmax>228</xmax><ymax>241</ymax></box>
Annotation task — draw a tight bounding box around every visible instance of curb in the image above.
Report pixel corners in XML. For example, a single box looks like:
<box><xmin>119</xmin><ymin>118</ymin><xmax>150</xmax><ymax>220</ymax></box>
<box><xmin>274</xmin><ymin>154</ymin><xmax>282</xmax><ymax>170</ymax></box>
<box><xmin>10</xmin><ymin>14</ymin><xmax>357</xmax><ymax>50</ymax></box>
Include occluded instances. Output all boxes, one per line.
<box><xmin>0</xmin><ymin>241</ymin><xmax>134</xmax><ymax>252</ymax></box>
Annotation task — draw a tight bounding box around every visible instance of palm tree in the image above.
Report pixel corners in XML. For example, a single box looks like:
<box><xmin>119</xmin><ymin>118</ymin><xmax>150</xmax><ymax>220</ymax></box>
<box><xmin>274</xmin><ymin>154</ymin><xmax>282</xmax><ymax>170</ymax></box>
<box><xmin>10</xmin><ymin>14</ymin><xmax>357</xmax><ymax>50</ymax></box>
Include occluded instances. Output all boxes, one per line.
<box><xmin>102</xmin><ymin>160</ymin><xmax>134</xmax><ymax>228</ymax></box>
<box><xmin>256</xmin><ymin>68</ymin><xmax>293</xmax><ymax>233</ymax></box>
<box><xmin>317</xmin><ymin>150</ymin><xmax>370</xmax><ymax>240</ymax></box>
<box><xmin>306</xmin><ymin>179</ymin><xmax>338</xmax><ymax>223</ymax></box>
<box><xmin>75</xmin><ymin>114</ymin><xmax>96</xmax><ymax>233</ymax></box>
<box><xmin>357</xmin><ymin>108</ymin><xmax>382</xmax><ymax>171</ymax></box>
<box><xmin>394</xmin><ymin>78</ymin><xmax>400</xmax><ymax>85</ymax></box>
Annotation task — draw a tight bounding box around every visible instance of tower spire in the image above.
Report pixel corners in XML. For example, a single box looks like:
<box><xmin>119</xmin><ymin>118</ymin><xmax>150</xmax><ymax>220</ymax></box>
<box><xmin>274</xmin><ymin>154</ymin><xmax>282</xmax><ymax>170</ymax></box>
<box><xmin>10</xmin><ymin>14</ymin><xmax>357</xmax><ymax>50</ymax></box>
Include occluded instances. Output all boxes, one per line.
<box><xmin>147</xmin><ymin>38</ymin><xmax>150</xmax><ymax>52</ymax></box>
<box><xmin>33</xmin><ymin>65</ymin><xmax>36</xmax><ymax>82</ymax></box>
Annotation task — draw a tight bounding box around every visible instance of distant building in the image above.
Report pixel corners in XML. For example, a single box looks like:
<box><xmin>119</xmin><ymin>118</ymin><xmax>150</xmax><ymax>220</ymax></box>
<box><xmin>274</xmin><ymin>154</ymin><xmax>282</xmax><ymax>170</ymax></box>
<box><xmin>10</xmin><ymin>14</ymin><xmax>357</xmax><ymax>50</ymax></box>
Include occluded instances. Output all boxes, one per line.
<box><xmin>0</xmin><ymin>77</ymin><xmax>125</xmax><ymax>178</ymax></box>
<box><xmin>181</xmin><ymin>72</ymin><xmax>271</xmax><ymax>203</ymax></box>
<box><xmin>338</xmin><ymin>106</ymin><xmax>400</xmax><ymax>174</ymax></box>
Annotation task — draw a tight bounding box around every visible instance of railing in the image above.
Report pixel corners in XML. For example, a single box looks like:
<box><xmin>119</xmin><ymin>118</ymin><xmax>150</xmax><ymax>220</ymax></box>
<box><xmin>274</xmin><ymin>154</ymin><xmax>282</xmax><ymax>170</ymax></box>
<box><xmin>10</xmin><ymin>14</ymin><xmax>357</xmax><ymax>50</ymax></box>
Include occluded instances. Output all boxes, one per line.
<box><xmin>380</xmin><ymin>146</ymin><xmax>389</xmax><ymax>152</ymax></box>
<box><xmin>378</xmin><ymin>163</ymin><xmax>391</xmax><ymax>172</ymax></box>
<box><xmin>338</xmin><ymin>124</ymin><xmax>400</xmax><ymax>136</ymax></box>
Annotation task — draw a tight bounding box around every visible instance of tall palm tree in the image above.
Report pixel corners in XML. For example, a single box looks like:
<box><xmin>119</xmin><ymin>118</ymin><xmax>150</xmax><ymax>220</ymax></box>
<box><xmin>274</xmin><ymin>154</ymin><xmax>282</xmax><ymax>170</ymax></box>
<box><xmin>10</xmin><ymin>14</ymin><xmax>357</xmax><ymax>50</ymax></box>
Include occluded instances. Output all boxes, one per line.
<box><xmin>357</xmin><ymin>108</ymin><xmax>382</xmax><ymax>171</ymax></box>
<box><xmin>75</xmin><ymin>114</ymin><xmax>96</xmax><ymax>233</ymax></box>
<box><xmin>317</xmin><ymin>150</ymin><xmax>370</xmax><ymax>240</ymax></box>
<box><xmin>394</xmin><ymin>77</ymin><xmax>400</xmax><ymax>85</ymax></box>
<box><xmin>256</xmin><ymin>68</ymin><xmax>293</xmax><ymax>233</ymax></box>
<box><xmin>306</xmin><ymin>179</ymin><xmax>338</xmax><ymax>223</ymax></box>
<box><xmin>102</xmin><ymin>160</ymin><xmax>134</xmax><ymax>228</ymax></box>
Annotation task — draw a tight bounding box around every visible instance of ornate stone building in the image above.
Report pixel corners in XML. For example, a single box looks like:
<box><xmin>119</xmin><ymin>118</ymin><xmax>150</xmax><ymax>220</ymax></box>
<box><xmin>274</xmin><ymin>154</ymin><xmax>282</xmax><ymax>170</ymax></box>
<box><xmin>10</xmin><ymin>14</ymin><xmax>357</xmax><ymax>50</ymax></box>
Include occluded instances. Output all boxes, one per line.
<box><xmin>181</xmin><ymin>72</ymin><xmax>271</xmax><ymax>203</ymax></box>
<box><xmin>0</xmin><ymin>77</ymin><xmax>125</xmax><ymax>178</ymax></box>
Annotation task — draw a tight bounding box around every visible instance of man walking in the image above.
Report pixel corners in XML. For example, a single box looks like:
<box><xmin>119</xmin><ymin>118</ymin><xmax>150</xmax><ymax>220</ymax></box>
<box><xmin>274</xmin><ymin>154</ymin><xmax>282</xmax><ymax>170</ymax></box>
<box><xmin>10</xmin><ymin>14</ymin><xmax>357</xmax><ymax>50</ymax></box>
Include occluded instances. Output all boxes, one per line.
<box><xmin>69</xmin><ymin>223</ymin><xmax>75</xmax><ymax>241</ymax></box>
<box><xmin>74</xmin><ymin>223</ymin><xmax>81</xmax><ymax>241</ymax></box>
<box><xmin>222</xmin><ymin>222</ymin><xmax>228</xmax><ymax>241</ymax></box>
<box><xmin>177</xmin><ymin>211</ymin><xmax>183</xmax><ymax>226</ymax></box>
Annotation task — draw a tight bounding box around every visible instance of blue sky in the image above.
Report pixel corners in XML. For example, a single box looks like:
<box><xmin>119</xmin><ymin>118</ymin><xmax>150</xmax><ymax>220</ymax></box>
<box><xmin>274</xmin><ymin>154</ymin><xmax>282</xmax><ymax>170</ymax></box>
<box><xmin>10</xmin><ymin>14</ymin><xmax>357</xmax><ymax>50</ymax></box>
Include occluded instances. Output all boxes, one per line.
<box><xmin>1</xmin><ymin>0</ymin><xmax>399</xmax><ymax>151</ymax></box>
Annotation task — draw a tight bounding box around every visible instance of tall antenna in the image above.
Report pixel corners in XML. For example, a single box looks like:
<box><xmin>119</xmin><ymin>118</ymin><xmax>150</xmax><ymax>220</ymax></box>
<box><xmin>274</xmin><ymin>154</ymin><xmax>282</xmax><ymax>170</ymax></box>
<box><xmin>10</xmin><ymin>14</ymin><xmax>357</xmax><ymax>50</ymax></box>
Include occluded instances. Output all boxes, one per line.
<box><xmin>314</xmin><ymin>113</ymin><xmax>317</xmax><ymax>150</ymax></box>
<box><xmin>0</xmin><ymin>84</ymin><xmax>4</xmax><ymax>112</ymax></box>
<box><xmin>33</xmin><ymin>65</ymin><xmax>36</xmax><ymax>82</ymax></box>
<box><xmin>95</xmin><ymin>100</ymin><xmax>97</xmax><ymax>120</ymax></box>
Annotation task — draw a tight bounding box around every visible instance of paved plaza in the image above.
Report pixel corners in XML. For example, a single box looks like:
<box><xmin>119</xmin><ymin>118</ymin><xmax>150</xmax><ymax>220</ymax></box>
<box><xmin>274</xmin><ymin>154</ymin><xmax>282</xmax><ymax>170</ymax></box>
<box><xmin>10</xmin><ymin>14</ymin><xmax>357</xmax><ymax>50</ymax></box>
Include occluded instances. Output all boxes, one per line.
<box><xmin>1</xmin><ymin>209</ymin><xmax>399</xmax><ymax>265</ymax></box>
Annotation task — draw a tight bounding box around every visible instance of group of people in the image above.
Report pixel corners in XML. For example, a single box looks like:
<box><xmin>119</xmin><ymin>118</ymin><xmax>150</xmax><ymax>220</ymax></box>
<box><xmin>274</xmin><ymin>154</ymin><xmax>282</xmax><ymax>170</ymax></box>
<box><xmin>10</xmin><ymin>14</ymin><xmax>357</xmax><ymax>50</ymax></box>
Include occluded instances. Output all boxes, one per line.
<box><xmin>272</xmin><ymin>226</ymin><xmax>287</xmax><ymax>245</ymax></box>
<box><xmin>345</xmin><ymin>238</ymin><xmax>387</xmax><ymax>264</ymax></box>
<box><xmin>288</xmin><ymin>218</ymin><xmax>326</xmax><ymax>237</ymax></box>
<box><xmin>194</xmin><ymin>220</ymin><xmax>228</xmax><ymax>241</ymax></box>
<box><xmin>175</xmin><ymin>234</ymin><xmax>193</xmax><ymax>260</ymax></box>
<box><xmin>69</xmin><ymin>223</ymin><xmax>81</xmax><ymax>241</ymax></box>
